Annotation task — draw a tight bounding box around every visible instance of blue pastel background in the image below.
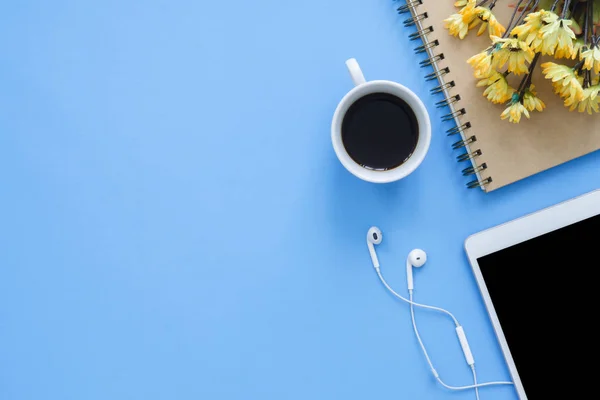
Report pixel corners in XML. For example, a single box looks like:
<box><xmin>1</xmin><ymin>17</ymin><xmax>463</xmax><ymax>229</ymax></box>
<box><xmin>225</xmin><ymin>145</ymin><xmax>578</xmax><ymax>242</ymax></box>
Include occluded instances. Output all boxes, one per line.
<box><xmin>1</xmin><ymin>1</ymin><xmax>598</xmax><ymax>399</ymax></box>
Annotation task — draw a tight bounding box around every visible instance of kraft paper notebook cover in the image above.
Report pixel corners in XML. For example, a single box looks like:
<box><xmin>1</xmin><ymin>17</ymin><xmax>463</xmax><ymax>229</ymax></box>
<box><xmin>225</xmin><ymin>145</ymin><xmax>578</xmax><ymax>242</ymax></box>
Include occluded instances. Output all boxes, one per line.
<box><xmin>402</xmin><ymin>1</ymin><xmax>600</xmax><ymax>192</ymax></box>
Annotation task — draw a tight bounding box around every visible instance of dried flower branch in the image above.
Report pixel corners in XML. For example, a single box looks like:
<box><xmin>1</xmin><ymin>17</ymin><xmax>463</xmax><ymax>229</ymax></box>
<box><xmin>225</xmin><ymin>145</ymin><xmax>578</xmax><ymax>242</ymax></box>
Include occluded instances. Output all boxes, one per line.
<box><xmin>445</xmin><ymin>0</ymin><xmax>600</xmax><ymax>122</ymax></box>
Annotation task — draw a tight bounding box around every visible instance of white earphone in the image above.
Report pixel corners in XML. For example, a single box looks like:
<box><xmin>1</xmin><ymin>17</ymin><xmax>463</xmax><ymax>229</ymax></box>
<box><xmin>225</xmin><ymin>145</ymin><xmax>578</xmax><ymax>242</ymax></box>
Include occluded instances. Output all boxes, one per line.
<box><xmin>368</xmin><ymin>228</ymin><xmax>426</xmax><ymax>291</ymax></box>
<box><xmin>406</xmin><ymin>248</ymin><xmax>426</xmax><ymax>291</ymax></box>
<box><xmin>366</xmin><ymin>227</ymin><xmax>513</xmax><ymax>399</ymax></box>
<box><xmin>367</xmin><ymin>227</ymin><xmax>382</xmax><ymax>269</ymax></box>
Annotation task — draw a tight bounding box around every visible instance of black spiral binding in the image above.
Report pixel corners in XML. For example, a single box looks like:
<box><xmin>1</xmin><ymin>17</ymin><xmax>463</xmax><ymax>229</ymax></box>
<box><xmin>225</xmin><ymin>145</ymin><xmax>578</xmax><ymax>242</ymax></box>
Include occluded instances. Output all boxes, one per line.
<box><xmin>398</xmin><ymin>0</ymin><xmax>491</xmax><ymax>190</ymax></box>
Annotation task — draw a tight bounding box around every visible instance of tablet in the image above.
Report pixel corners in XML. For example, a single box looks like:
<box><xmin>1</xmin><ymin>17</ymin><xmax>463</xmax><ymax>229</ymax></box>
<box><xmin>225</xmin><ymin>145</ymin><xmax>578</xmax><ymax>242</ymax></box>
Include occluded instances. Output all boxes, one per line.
<box><xmin>465</xmin><ymin>189</ymin><xmax>600</xmax><ymax>400</ymax></box>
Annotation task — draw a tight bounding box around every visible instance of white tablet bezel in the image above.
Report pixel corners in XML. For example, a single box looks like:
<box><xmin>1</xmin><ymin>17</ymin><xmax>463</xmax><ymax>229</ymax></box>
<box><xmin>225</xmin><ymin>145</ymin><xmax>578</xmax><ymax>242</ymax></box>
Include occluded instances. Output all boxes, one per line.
<box><xmin>465</xmin><ymin>189</ymin><xmax>600</xmax><ymax>400</ymax></box>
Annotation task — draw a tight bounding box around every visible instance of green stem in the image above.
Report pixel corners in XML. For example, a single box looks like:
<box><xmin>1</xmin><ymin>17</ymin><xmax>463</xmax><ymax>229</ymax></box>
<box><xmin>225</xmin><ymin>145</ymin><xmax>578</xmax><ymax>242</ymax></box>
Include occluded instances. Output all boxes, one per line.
<box><xmin>518</xmin><ymin>53</ymin><xmax>542</xmax><ymax>101</ymax></box>
<box><xmin>570</xmin><ymin>0</ymin><xmax>581</xmax><ymax>16</ymax></box>
<box><xmin>561</xmin><ymin>0</ymin><xmax>572</xmax><ymax>19</ymax></box>
<box><xmin>589</xmin><ymin>0</ymin><xmax>595</xmax><ymax>47</ymax></box>
<box><xmin>551</xmin><ymin>0</ymin><xmax>562</xmax><ymax>12</ymax></box>
<box><xmin>504</xmin><ymin>0</ymin><xmax>527</xmax><ymax>37</ymax></box>
<box><xmin>584</xmin><ymin>0</ymin><xmax>592</xmax><ymax>47</ymax></box>
<box><xmin>515</xmin><ymin>0</ymin><xmax>540</xmax><ymax>26</ymax></box>
<box><xmin>583</xmin><ymin>70</ymin><xmax>591</xmax><ymax>89</ymax></box>
<box><xmin>504</xmin><ymin>0</ymin><xmax>538</xmax><ymax>37</ymax></box>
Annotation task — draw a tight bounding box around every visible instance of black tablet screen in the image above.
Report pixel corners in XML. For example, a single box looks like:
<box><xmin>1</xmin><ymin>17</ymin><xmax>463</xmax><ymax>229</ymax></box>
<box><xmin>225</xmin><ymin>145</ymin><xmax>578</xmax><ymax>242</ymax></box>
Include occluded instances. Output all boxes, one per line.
<box><xmin>477</xmin><ymin>213</ymin><xmax>600</xmax><ymax>399</ymax></box>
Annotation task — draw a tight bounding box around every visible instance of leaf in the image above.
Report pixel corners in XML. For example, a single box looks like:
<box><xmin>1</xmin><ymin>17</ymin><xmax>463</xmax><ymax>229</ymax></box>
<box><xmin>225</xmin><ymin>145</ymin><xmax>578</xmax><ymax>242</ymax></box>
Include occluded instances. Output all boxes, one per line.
<box><xmin>538</xmin><ymin>0</ymin><xmax>555</xmax><ymax>11</ymax></box>
<box><xmin>571</xmin><ymin>18</ymin><xmax>583</xmax><ymax>35</ymax></box>
<box><xmin>595</xmin><ymin>0</ymin><xmax>600</xmax><ymax>27</ymax></box>
<box><xmin>509</xmin><ymin>0</ymin><xmax>549</xmax><ymax>11</ymax></box>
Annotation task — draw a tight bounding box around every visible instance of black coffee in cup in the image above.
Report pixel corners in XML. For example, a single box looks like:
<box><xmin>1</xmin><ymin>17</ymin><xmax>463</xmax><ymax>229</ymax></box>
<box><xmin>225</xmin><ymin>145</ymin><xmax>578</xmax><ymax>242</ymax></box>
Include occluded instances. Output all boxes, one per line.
<box><xmin>341</xmin><ymin>92</ymin><xmax>419</xmax><ymax>171</ymax></box>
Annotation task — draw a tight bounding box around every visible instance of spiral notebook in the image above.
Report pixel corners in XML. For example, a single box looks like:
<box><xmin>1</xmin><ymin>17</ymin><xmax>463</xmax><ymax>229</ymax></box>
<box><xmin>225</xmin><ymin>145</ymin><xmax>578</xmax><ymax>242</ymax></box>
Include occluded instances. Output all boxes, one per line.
<box><xmin>401</xmin><ymin>1</ymin><xmax>600</xmax><ymax>192</ymax></box>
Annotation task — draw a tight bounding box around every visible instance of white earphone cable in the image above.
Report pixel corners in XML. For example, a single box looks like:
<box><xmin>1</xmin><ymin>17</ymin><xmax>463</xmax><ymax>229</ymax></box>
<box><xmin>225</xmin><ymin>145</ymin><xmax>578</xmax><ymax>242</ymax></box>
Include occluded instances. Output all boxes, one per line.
<box><xmin>408</xmin><ymin>291</ymin><xmax>514</xmax><ymax>392</ymax></box>
<box><xmin>408</xmin><ymin>291</ymin><xmax>438</xmax><ymax>378</ymax></box>
<box><xmin>367</xmin><ymin>228</ymin><xmax>513</xmax><ymax>397</ymax></box>
<box><xmin>375</xmin><ymin>269</ymin><xmax>460</xmax><ymax>326</ymax></box>
<box><xmin>472</xmin><ymin>366</ymin><xmax>481</xmax><ymax>400</ymax></box>
<box><xmin>434</xmin><ymin>374</ymin><xmax>513</xmax><ymax>391</ymax></box>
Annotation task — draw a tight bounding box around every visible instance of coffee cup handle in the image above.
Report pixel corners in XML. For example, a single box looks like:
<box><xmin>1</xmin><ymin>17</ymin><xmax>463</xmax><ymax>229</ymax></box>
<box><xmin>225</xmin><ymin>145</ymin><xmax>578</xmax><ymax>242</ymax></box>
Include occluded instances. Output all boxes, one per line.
<box><xmin>346</xmin><ymin>58</ymin><xmax>366</xmax><ymax>86</ymax></box>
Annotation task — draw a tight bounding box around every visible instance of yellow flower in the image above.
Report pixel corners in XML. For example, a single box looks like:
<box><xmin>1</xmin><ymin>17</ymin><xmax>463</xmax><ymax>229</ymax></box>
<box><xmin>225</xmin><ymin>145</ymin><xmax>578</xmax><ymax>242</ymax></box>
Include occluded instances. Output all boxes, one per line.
<box><xmin>562</xmin><ymin>80</ymin><xmax>585</xmax><ymax>108</ymax></box>
<box><xmin>444</xmin><ymin>0</ymin><xmax>477</xmax><ymax>39</ymax></box>
<box><xmin>541</xmin><ymin>62</ymin><xmax>585</xmax><ymax>107</ymax></box>
<box><xmin>491</xmin><ymin>36</ymin><xmax>534</xmax><ymax>75</ymax></box>
<box><xmin>554</xmin><ymin>33</ymin><xmax>580</xmax><ymax>60</ymax></box>
<box><xmin>467</xmin><ymin>48</ymin><xmax>494</xmax><ymax>78</ymax></box>
<box><xmin>454</xmin><ymin>0</ymin><xmax>469</xmax><ymax>7</ymax></box>
<box><xmin>555</xmin><ymin>44</ymin><xmax>578</xmax><ymax>60</ymax></box>
<box><xmin>582</xmin><ymin>47</ymin><xmax>600</xmax><ymax>74</ymax></box>
<box><xmin>444</xmin><ymin>13</ymin><xmax>471</xmax><ymax>39</ymax></box>
<box><xmin>477</xmin><ymin>70</ymin><xmax>515</xmax><ymax>104</ymax></box>
<box><xmin>539</xmin><ymin>15</ymin><xmax>576</xmax><ymax>57</ymax></box>
<box><xmin>469</xmin><ymin>7</ymin><xmax>506</xmax><ymax>37</ymax></box>
<box><xmin>511</xmin><ymin>11</ymin><xmax>550</xmax><ymax>53</ymax></box>
<box><xmin>501</xmin><ymin>101</ymin><xmax>530</xmax><ymax>123</ymax></box>
<box><xmin>571</xmin><ymin>40</ymin><xmax>585</xmax><ymax>59</ymax></box>
<box><xmin>570</xmin><ymin>86</ymin><xmax>600</xmax><ymax>114</ymax></box>
<box><xmin>459</xmin><ymin>0</ymin><xmax>478</xmax><ymax>19</ymax></box>
<box><xmin>522</xmin><ymin>85</ymin><xmax>546</xmax><ymax>112</ymax></box>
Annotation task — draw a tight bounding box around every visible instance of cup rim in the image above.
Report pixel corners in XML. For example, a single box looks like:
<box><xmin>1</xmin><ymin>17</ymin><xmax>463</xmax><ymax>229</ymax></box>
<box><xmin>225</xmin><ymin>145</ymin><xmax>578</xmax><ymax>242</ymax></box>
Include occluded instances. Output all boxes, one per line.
<box><xmin>331</xmin><ymin>80</ymin><xmax>431</xmax><ymax>184</ymax></box>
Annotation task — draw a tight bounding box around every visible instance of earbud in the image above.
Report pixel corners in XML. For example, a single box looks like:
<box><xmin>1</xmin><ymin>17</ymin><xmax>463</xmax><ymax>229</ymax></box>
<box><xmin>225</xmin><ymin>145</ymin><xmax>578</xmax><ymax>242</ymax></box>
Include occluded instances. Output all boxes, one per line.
<box><xmin>407</xmin><ymin>249</ymin><xmax>427</xmax><ymax>291</ymax></box>
<box><xmin>367</xmin><ymin>227</ymin><xmax>383</xmax><ymax>269</ymax></box>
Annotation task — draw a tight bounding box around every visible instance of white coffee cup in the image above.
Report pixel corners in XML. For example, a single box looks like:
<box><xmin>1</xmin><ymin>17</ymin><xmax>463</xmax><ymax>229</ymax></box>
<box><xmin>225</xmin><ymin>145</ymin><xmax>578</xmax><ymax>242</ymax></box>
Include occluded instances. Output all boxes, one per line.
<box><xmin>331</xmin><ymin>58</ymin><xmax>431</xmax><ymax>183</ymax></box>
